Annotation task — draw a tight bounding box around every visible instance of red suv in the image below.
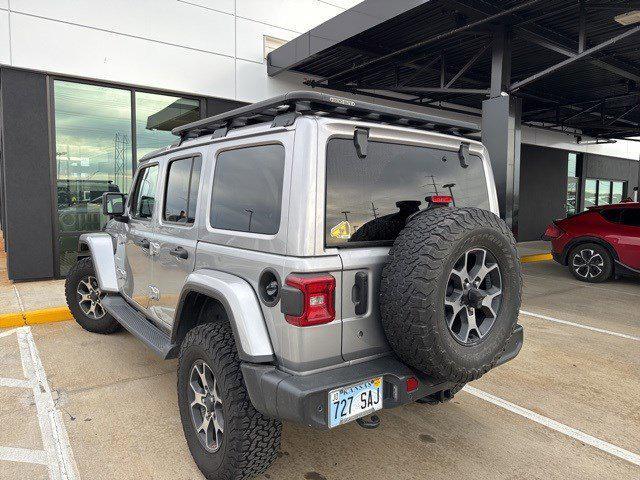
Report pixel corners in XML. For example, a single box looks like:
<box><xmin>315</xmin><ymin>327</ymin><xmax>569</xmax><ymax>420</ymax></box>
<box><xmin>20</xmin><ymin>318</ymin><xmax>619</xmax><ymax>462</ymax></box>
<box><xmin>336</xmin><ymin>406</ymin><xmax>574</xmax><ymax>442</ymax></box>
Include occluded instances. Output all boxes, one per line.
<box><xmin>543</xmin><ymin>203</ymin><xmax>640</xmax><ymax>282</ymax></box>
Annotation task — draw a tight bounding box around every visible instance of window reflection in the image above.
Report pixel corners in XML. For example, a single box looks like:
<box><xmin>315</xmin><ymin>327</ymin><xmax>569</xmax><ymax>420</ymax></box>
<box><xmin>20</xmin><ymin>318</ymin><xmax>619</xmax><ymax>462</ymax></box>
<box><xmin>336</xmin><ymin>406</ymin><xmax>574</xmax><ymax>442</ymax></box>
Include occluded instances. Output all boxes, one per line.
<box><xmin>135</xmin><ymin>92</ymin><xmax>200</xmax><ymax>159</ymax></box>
<box><xmin>54</xmin><ymin>80</ymin><xmax>132</xmax><ymax>274</ymax></box>
<box><xmin>325</xmin><ymin>139</ymin><xmax>490</xmax><ymax>246</ymax></box>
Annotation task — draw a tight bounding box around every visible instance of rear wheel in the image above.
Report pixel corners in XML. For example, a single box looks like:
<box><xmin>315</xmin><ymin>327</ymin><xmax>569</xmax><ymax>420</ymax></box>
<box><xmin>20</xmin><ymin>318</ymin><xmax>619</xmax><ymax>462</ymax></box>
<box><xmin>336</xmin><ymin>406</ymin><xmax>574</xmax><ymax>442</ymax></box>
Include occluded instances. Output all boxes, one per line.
<box><xmin>568</xmin><ymin>243</ymin><xmax>612</xmax><ymax>283</ymax></box>
<box><xmin>65</xmin><ymin>257</ymin><xmax>120</xmax><ymax>334</ymax></box>
<box><xmin>177</xmin><ymin>320</ymin><xmax>281</xmax><ymax>480</ymax></box>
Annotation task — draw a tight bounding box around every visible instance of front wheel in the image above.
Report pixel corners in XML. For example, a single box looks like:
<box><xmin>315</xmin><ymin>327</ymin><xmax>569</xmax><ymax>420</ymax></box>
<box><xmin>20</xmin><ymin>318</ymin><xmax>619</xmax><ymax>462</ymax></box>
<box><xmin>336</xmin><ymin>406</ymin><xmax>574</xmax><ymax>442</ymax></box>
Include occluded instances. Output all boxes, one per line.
<box><xmin>568</xmin><ymin>243</ymin><xmax>613</xmax><ymax>283</ymax></box>
<box><xmin>65</xmin><ymin>257</ymin><xmax>120</xmax><ymax>334</ymax></box>
<box><xmin>177</xmin><ymin>320</ymin><xmax>281</xmax><ymax>480</ymax></box>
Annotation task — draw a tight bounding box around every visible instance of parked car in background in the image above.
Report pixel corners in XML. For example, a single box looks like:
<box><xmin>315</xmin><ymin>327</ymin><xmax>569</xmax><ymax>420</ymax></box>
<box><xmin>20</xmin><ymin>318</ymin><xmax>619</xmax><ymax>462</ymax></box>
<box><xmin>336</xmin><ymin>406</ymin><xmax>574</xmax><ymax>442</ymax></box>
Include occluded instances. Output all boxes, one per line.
<box><xmin>544</xmin><ymin>202</ymin><xmax>640</xmax><ymax>282</ymax></box>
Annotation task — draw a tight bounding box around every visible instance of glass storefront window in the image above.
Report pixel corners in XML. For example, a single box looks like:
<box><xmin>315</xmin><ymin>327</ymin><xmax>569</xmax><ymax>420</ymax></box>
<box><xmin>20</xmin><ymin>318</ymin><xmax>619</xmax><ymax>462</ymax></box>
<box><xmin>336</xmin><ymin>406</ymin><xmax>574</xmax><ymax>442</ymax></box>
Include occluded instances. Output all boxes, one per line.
<box><xmin>54</xmin><ymin>81</ymin><xmax>133</xmax><ymax>275</ymax></box>
<box><xmin>52</xmin><ymin>81</ymin><xmax>203</xmax><ymax>276</ymax></box>
<box><xmin>566</xmin><ymin>152</ymin><xmax>581</xmax><ymax>216</ymax></box>
<box><xmin>612</xmin><ymin>181</ymin><xmax>624</xmax><ymax>204</ymax></box>
<box><xmin>584</xmin><ymin>178</ymin><xmax>627</xmax><ymax>211</ymax></box>
<box><xmin>135</xmin><ymin>92</ymin><xmax>200</xmax><ymax>159</ymax></box>
<box><xmin>598</xmin><ymin>180</ymin><xmax>612</xmax><ymax>206</ymax></box>
<box><xmin>584</xmin><ymin>179</ymin><xmax>597</xmax><ymax>209</ymax></box>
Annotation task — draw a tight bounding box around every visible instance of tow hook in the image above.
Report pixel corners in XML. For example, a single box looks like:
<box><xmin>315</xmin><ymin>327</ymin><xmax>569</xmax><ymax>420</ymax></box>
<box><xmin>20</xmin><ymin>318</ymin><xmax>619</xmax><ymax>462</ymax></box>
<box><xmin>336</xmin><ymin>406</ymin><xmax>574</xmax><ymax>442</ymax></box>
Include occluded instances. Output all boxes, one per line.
<box><xmin>356</xmin><ymin>414</ymin><xmax>381</xmax><ymax>429</ymax></box>
<box><xmin>416</xmin><ymin>389</ymin><xmax>456</xmax><ymax>405</ymax></box>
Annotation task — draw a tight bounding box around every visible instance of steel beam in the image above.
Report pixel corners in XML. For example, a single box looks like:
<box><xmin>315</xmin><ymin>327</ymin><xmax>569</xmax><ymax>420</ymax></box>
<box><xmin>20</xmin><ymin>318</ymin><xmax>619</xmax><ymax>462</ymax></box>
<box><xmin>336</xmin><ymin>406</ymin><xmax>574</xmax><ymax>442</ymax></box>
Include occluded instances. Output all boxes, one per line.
<box><xmin>322</xmin><ymin>0</ymin><xmax>546</xmax><ymax>85</ymax></box>
<box><xmin>445</xmin><ymin>42</ymin><xmax>491</xmax><ymax>88</ymax></box>
<box><xmin>490</xmin><ymin>25</ymin><xmax>512</xmax><ymax>97</ymax></box>
<box><xmin>510</xmin><ymin>25</ymin><xmax>640</xmax><ymax>91</ymax></box>
<box><xmin>578</xmin><ymin>0</ymin><xmax>587</xmax><ymax>53</ymax></box>
<box><xmin>388</xmin><ymin>86</ymin><xmax>490</xmax><ymax>95</ymax></box>
<box><xmin>606</xmin><ymin>104</ymin><xmax>639</xmax><ymax>126</ymax></box>
<box><xmin>455</xmin><ymin>0</ymin><xmax>640</xmax><ymax>85</ymax></box>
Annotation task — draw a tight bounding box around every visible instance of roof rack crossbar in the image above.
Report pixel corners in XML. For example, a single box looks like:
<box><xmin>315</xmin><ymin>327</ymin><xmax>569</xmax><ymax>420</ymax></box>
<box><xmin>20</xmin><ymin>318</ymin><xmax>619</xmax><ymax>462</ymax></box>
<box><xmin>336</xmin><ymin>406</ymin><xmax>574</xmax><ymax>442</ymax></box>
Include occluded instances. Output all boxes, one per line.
<box><xmin>172</xmin><ymin>91</ymin><xmax>480</xmax><ymax>140</ymax></box>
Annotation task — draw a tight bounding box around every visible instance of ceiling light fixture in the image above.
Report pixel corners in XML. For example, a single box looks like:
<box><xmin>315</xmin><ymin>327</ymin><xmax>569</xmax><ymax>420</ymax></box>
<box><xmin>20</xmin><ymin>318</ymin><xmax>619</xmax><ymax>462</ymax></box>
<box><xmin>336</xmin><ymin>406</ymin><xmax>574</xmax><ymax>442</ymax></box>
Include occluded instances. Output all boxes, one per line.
<box><xmin>614</xmin><ymin>10</ymin><xmax>640</xmax><ymax>26</ymax></box>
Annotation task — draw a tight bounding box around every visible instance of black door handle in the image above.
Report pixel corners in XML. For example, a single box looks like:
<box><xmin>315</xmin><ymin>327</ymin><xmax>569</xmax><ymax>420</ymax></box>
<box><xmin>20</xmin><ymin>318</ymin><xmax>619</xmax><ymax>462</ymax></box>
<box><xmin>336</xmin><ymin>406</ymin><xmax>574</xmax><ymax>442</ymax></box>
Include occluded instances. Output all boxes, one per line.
<box><xmin>136</xmin><ymin>238</ymin><xmax>150</xmax><ymax>249</ymax></box>
<box><xmin>169</xmin><ymin>246</ymin><xmax>189</xmax><ymax>259</ymax></box>
<box><xmin>352</xmin><ymin>271</ymin><xmax>368</xmax><ymax>316</ymax></box>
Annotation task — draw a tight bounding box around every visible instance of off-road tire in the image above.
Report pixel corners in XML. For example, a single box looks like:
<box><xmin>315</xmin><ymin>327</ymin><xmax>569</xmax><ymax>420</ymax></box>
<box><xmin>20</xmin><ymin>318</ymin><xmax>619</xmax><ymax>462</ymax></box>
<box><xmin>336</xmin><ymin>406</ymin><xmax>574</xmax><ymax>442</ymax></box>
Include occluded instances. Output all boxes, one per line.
<box><xmin>568</xmin><ymin>242</ymin><xmax>613</xmax><ymax>283</ymax></box>
<box><xmin>380</xmin><ymin>207</ymin><xmax>522</xmax><ymax>383</ymax></box>
<box><xmin>177</xmin><ymin>321</ymin><xmax>281</xmax><ymax>480</ymax></box>
<box><xmin>65</xmin><ymin>257</ymin><xmax>120</xmax><ymax>334</ymax></box>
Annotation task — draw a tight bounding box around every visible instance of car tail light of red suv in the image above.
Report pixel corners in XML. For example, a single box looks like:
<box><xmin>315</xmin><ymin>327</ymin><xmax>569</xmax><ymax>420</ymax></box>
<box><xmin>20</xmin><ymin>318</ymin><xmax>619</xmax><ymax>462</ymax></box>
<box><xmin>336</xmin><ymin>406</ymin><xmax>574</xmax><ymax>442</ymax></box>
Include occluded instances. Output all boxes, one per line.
<box><xmin>542</xmin><ymin>222</ymin><xmax>564</xmax><ymax>240</ymax></box>
<box><xmin>282</xmin><ymin>274</ymin><xmax>336</xmax><ymax>327</ymax></box>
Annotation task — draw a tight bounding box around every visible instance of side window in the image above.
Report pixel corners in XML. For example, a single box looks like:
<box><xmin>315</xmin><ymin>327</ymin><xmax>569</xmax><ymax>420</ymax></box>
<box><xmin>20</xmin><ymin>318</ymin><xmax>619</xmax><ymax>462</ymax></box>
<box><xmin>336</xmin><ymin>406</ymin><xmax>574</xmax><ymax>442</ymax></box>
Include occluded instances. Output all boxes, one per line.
<box><xmin>163</xmin><ymin>156</ymin><xmax>202</xmax><ymax>224</ymax></box>
<box><xmin>210</xmin><ymin>144</ymin><xmax>285</xmax><ymax>234</ymax></box>
<box><xmin>621</xmin><ymin>209</ymin><xmax>640</xmax><ymax>227</ymax></box>
<box><xmin>130</xmin><ymin>165</ymin><xmax>158</xmax><ymax>220</ymax></box>
<box><xmin>600</xmin><ymin>208</ymin><xmax>622</xmax><ymax>223</ymax></box>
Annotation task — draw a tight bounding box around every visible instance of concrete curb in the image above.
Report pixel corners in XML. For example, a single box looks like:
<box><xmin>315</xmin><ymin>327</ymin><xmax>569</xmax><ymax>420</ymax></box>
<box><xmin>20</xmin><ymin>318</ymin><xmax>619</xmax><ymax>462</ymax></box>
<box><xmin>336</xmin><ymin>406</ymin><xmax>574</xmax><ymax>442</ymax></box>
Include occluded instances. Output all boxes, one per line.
<box><xmin>520</xmin><ymin>253</ymin><xmax>553</xmax><ymax>263</ymax></box>
<box><xmin>0</xmin><ymin>306</ymin><xmax>72</xmax><ymax>329</ymax></box>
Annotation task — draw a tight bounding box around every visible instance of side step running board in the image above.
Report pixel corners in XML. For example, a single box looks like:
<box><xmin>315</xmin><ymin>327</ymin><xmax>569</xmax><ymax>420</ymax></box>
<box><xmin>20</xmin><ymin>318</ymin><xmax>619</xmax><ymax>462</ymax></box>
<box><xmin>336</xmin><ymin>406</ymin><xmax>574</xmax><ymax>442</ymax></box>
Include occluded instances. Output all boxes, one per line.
<box><xmin>101</xmin><ymin>295</ymin><xmax>177</xmax><ymax>359</ymax></box>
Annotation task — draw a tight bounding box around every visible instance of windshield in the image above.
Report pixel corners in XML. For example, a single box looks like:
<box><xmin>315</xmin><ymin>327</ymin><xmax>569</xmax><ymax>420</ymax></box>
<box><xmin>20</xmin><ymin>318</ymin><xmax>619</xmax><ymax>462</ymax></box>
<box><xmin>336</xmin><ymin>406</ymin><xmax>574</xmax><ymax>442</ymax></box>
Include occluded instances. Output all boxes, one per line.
<box><xmin>325</xmin><ymin>138</ymin><xmax>490</xmax><ymax>247</ymax></box>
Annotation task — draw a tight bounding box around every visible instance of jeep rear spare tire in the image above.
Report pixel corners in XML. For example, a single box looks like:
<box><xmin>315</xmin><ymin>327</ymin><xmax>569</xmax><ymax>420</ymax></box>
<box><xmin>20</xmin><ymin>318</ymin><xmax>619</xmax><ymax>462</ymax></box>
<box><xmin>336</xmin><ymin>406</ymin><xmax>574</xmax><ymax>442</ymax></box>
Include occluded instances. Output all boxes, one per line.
<box><xmin>380</xmin><ymin>207</ymin><xmax>521</xmax><ymax>383</ymax></box>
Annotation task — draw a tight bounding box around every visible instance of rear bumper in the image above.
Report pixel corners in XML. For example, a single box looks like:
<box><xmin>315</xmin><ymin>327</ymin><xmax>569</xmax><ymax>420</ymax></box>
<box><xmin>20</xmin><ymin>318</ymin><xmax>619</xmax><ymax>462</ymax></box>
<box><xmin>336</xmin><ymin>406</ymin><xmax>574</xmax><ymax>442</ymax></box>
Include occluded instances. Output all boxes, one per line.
<box><xmin>243</xmin><ymin>324</ymin><xmax>523</xmax><ymax>429</ymax></box>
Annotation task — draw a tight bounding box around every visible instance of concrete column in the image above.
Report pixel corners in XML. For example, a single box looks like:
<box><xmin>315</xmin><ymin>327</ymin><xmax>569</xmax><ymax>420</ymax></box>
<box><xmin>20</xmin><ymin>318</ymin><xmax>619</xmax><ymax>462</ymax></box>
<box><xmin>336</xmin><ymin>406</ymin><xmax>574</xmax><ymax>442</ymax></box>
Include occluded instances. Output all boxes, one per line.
<box><xmin>482</xmin><ymin>24</ymin><xmax>522</xmax><ymax>237</ymax></box>
<box><xmin>482</xmin><ymin>96</ymin><xmax>522</xmax><ymax>235</ymax></box>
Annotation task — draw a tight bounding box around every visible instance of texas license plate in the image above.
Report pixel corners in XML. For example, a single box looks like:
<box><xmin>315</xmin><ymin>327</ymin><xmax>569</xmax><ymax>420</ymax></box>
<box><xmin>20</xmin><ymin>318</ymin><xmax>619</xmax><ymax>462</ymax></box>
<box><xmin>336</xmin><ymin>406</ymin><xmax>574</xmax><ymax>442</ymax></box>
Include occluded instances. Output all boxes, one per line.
<box><xmin>328</xmin><ymin>377</ymin><xmax>383</xmax><ymax>428</ymax></box>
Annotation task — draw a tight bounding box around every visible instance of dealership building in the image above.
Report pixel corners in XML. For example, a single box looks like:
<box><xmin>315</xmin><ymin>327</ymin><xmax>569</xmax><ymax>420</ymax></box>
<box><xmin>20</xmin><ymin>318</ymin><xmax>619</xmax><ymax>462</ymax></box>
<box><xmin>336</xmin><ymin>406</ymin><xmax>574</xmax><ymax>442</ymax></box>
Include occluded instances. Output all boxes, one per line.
<box><xmin>1</xmin><ymin>0</ymin><xmax>639</xmax><ymax>281</ymax></box>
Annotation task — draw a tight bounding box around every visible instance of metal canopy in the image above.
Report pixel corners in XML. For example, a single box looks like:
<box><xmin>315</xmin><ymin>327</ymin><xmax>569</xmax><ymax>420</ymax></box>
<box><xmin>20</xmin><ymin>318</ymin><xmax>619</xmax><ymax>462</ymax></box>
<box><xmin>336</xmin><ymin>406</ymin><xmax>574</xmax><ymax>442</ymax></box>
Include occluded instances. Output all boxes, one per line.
<box><xmin>268</xmin><ymin>0</ymin><xmax>640</xmax><ymax>140</ymax></box>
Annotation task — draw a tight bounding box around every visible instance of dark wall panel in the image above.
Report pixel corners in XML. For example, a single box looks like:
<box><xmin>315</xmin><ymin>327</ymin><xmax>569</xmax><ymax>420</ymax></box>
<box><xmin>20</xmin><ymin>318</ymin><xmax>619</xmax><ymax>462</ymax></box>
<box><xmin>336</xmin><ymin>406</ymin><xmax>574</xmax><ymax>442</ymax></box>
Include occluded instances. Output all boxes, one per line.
<box><xmin>0</xmin><ymin>68</ymin><xmax>54</xmax><ymax>280</ymax></box>
<box><xmin>205</xmin><ymin>97</ymin><xmax>246</xmax><ymax>117</ymax></box>
<box><xmin>518</xmin><ymin>145</ymin><xmax>568</xmax><ymax>242</ymax></box>
<box><xmin>584</xmin><ymin>152</ymin><xmax>639</xmax><ymax>194</ymax></box>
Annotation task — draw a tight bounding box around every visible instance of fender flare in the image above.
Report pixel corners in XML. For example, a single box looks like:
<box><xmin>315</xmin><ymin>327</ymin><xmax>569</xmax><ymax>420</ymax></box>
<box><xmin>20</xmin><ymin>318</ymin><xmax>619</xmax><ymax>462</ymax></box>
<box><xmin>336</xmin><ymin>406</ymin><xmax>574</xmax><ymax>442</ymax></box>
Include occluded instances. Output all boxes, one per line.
<box><xmin>78</xmin><ymin>233</ymin><xmax>119</xmax><ymax>292</ymax></box>
<box><xmin>173</xmin><ymin>270</ymin><xmax>275</xmax><ymax>363</ymax></box>
<box><xmin>561</xmin><ymin>236</ymin><xmax>619</xmax><ymax>265</ymax></box>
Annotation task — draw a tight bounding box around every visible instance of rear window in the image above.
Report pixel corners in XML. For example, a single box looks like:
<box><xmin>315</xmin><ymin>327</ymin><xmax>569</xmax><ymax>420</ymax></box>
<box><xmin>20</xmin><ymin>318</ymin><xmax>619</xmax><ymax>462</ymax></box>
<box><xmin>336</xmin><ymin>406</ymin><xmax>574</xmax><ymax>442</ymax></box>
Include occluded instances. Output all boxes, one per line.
<box><xmin>325</xmin><ymin>139</ymin><xmax>490</xmax><ymax>247</ymax></box>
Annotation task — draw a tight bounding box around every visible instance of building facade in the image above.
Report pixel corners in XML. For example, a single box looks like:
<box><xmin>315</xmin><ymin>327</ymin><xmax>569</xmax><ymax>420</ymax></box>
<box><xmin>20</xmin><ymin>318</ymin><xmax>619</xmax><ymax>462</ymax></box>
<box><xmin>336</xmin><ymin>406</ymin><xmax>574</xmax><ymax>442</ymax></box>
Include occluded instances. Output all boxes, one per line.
<box><xmin>1</xmin><ymin>0</ymin><xmax>639</xmax><ymax>280</ymax></box>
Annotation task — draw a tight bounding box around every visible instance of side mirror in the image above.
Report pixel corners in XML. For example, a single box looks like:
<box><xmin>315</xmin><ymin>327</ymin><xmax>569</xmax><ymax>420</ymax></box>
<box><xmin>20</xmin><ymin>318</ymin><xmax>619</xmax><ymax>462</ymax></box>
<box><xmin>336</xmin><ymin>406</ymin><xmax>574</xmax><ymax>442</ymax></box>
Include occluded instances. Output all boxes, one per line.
<box><xmin>102</xmin><ymin>192</ymin><xmax>126</xmax><ymax>217</ymax></box>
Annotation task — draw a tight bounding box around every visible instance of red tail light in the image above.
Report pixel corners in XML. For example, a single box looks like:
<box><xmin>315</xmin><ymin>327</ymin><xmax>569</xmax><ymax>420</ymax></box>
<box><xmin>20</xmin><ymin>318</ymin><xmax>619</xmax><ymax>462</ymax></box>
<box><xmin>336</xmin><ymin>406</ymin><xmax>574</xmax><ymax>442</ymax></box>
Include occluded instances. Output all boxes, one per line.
<box><xmin>543</xmin><ymin>223</ymin><xmax>564</xmax><ymax>239</ymax></box>
<box><xmin>426</xmin><ymin>195</ymin><xmax>453</xmax><ymax>206</ymax></box>
<box><xmin>284</xmin><ymin>274</ymin><xmax>335</xmax><ymax>327</ymax></box>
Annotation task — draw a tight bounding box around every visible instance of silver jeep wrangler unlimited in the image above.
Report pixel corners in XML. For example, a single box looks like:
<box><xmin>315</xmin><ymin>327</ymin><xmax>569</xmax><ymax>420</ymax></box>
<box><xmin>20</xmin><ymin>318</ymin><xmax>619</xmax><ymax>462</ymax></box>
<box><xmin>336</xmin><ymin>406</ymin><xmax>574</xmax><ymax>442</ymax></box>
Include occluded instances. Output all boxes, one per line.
<box><xmin>65</xmin><ymin>92</ymin><xmax>523</xmax><ymax>480</ymax></box>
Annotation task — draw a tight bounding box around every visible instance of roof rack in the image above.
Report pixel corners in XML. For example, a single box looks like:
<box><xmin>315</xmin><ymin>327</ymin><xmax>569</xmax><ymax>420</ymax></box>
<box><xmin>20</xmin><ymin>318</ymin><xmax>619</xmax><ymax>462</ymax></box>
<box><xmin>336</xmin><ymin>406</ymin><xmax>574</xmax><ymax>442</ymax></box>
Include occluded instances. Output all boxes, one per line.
<box><xmin>172</xmin><ymin>91</ymin><xmax>480</xmax><ymax>141</ymax></box>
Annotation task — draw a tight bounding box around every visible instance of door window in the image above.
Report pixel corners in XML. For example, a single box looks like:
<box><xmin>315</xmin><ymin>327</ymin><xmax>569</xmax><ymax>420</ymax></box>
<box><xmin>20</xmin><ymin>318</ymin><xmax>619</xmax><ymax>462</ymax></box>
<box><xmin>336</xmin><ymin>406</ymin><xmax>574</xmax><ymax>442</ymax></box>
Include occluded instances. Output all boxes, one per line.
<box><xmin>130</xmin><ymin>165</ymin><xmax>159</xmax><ymax>220</ymax></box>
<box><xmin>163</xmin><ymin>156</ymin><xmax>202</xmax><ymax>224</ymax></box>
<box><xmin>210</xmin><ymin>145</ymin><xmax>285</xmax><ymax>234</ymax></box>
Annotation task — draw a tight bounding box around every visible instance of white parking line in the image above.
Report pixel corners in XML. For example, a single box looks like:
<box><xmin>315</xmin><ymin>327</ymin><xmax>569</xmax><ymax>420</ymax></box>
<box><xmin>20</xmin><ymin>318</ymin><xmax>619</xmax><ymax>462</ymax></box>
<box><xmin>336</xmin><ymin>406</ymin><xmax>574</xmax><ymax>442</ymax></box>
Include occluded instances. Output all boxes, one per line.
<box><xmin>16</xmin><ymin>327</ymin><xmax>80</xmax><ymax>480</ymax></box>
<box><xmin>0</xmin><ymin>328</ymin><xmax>19</xmax><ymax>339</ymax></box>
<box><xmin>463</xmin><ymin>386</ymin><xmax>640</xmax><ymax>467</ymax></box>
<box><xmin>520</xmin><ymin>310</ymin><xmax>640</xmax><ymax>341</ymax></box>
<box><xmin>0</xmin><ymin>446</ymin><xmax>49</xmax><ymax>466</ymax></box>
<box><xmin>0</xmin><ymin>377</ymin><xmax>33</xmax><ymax>388</ymax></box>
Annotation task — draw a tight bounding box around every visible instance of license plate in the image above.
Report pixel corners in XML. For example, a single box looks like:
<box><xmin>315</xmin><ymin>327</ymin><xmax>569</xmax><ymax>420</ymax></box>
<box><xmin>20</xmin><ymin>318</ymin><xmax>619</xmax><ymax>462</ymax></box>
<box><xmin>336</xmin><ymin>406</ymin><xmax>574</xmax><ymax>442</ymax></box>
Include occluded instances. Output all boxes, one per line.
<box><xmin>328</xmin><ymin>377</ymin><xmax>383</xmax><ymax>428</ymax></box>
